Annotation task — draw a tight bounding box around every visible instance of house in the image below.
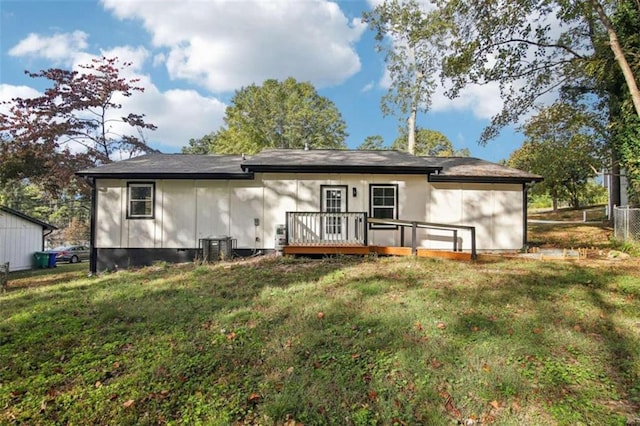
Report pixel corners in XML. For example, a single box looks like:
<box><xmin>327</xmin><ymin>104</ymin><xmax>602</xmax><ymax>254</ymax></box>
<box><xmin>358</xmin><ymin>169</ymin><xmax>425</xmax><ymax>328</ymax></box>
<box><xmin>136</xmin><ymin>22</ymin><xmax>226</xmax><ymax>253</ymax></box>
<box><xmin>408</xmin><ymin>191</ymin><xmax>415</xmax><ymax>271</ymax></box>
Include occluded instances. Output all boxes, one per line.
<box><xmin>0</xmin><ymin>206</ymin><xmax>57</xmax><ymax>272</ymax></box>
<box><xmin>76</xmin><ymin>149</ymin><xmax>542</xmax><ymax>273</ymax></box>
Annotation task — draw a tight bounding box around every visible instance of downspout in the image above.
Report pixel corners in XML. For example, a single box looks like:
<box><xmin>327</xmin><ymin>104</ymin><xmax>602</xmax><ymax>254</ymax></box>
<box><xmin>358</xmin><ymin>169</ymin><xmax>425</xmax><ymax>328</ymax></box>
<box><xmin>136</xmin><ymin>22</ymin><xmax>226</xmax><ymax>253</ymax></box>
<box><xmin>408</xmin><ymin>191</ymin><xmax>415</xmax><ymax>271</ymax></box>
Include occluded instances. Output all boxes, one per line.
<box><xmin>42</xmin><ymin>228</ymin><xmax>54</xmax><ymax>250</ymax></box>
<box><xmin>86</xmin><ymin>177</ymin><xmax>98</xmax><ymax>276</ymax></box>
<box><xmin>522</xmin><ymin>183</ymin><xmax>528</xmax><ymax>250</ymax></box>
<box><xmin>522</xmin><ymin>181</ymin><xmax>537</xmax><ymax>250</ymax></box>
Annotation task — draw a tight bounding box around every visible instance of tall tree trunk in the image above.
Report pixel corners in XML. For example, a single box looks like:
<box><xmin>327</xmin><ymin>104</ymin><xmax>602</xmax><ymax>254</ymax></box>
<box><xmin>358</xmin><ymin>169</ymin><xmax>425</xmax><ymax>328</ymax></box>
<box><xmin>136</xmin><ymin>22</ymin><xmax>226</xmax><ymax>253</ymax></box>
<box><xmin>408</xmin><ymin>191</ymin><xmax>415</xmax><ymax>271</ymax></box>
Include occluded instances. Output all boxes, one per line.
<box><xmin>591</xmin><ymin>0</ymin><xmax>640</xmax><ymax>118</ymax></box>
<box><xmin>407</xmin><ymin>108</ymin><xmax>417</xmax><ymax>155</ymax></box>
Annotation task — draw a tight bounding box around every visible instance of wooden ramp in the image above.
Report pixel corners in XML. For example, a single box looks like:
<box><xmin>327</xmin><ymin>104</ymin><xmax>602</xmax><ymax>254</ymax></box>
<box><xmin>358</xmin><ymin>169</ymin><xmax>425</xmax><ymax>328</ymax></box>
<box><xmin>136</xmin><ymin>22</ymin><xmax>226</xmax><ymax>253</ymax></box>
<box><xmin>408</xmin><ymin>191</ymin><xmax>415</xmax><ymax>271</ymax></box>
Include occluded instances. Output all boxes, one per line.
<box><xmin>283</xmin><ymin>245</ymin><xmax>472</xmax><ymax>261</ymax></box>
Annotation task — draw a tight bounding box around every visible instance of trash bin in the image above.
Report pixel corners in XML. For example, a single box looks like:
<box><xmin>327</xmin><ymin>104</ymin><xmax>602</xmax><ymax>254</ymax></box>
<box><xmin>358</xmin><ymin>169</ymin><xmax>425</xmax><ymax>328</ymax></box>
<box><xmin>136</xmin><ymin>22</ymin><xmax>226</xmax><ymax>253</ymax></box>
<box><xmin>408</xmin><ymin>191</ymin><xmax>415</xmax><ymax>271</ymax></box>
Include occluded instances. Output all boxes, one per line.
<box><xmin>47</xmin><ymin>252</ymin><xmax>57</xmax><ymax>268</ymax></box>
<box><xmin>33</xmin><ymin>252</ymin><xmax>49</xmax><ymax>269</ymax></box>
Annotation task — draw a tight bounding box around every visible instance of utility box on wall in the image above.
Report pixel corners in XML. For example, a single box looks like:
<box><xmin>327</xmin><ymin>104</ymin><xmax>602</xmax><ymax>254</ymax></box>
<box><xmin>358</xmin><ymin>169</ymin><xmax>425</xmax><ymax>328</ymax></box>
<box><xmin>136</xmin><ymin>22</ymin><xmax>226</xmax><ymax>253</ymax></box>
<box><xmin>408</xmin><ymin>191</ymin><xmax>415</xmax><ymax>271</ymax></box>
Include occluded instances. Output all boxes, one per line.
<box><xmin>274</xmin><ymin>225</ymin><xmax>287</xmax><ymax>252</ymax></box>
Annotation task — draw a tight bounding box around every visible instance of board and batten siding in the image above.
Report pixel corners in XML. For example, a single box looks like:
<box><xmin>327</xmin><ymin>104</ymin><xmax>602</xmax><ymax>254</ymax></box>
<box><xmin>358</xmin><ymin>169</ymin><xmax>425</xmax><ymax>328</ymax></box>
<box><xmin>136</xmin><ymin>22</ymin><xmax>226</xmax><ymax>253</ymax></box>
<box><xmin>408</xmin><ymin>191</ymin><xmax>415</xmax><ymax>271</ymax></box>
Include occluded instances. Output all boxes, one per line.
<box><xmin>428</xmin><ymin>182</ymin><xmax>524</xmax><ymax>251</ymax></box>
<box><xmin>0</xmin><ymin>210</ymin><xmax>44</xmax><ymax>271</ymax></box>
<box><xmin>94</xmin><ymin>176</ymin><xmax>525</xmax><ymax>252</ymax></box>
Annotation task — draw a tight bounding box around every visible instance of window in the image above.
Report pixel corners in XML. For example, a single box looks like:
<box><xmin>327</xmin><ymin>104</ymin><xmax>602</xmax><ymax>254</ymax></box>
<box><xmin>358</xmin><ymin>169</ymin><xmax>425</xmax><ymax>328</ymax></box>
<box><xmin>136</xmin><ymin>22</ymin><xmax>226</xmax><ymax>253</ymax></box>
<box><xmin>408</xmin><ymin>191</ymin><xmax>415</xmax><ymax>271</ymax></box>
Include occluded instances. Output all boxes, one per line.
<box><xmin>369</xmin><ymin>184</ymin><xmax>398</xmax><ymax>229</ymax></box>
<box><xmin>127</xmin><ymin>182</ymin><xmax>155</xmax><ymax>219</ymax></box>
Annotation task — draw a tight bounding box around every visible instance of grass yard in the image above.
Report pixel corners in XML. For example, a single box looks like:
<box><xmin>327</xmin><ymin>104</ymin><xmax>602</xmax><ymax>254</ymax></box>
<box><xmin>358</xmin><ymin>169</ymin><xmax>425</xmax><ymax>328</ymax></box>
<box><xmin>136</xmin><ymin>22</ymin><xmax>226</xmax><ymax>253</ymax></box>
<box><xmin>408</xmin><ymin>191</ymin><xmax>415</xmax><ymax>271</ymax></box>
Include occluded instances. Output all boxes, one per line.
<box><xmin>1</xmin><ymin>252</ymin><xmax>640</xmax><ymax>425</ymax></box>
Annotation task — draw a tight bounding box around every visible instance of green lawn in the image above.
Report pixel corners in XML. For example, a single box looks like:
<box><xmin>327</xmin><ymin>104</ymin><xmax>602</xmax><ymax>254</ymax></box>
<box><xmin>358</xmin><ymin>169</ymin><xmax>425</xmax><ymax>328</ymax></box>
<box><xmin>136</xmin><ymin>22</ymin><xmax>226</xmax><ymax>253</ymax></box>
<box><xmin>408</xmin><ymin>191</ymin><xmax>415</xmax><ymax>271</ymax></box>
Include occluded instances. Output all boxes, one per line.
<box><xmin>1</xmin><ymin>255</ymin><xmax>639</xmax><ymax>425</ymax></box>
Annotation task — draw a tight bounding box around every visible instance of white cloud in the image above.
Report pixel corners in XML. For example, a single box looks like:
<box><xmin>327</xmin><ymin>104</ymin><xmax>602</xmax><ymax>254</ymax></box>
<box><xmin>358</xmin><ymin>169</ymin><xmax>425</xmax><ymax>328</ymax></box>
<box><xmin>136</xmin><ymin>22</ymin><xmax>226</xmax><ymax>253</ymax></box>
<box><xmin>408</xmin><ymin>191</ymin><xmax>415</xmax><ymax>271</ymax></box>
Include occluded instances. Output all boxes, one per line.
<box><xmin>0</xmin><ymin>84</ymin><xmax>41</xmax><ymax>115</ymax></box>
<box><xmin>361</xmin><ymin>81</ymin><xmax>375</xmax><ymax>93</ymax></box>
<box><xmin>8</xmin><ymin>31</ymin><xmax>89</xmax><ymax>63</ymax></box>
<box><xmin>2</xmin><ymin>46</ymin><xmax>226</xmax><ymax>151</ymax></box>
<box><xmin>112</xmin><ymin>87</ymin><xmax>227</xmax><ymax>149</ymax></box>
<box><xmin>431</xmin><ymin>82</ymin><xmax>503</xmax><ymax>120</ymax></box>
<box><xmin>101</xmin><ymin>0</ymin><xmax>366</xmax><ymax>92</ymax></box>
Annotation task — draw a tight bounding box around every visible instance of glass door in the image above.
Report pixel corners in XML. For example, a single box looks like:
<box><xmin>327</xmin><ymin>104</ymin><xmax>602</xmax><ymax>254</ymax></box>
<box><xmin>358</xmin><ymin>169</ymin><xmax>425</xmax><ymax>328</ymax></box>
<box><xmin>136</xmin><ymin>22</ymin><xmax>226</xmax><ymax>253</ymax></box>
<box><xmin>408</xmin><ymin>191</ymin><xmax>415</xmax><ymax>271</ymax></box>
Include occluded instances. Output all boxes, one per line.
<box><xmin>322</xmin><ymin>186</ymin><xmax>347</xmax><ymax>241</ymax></box>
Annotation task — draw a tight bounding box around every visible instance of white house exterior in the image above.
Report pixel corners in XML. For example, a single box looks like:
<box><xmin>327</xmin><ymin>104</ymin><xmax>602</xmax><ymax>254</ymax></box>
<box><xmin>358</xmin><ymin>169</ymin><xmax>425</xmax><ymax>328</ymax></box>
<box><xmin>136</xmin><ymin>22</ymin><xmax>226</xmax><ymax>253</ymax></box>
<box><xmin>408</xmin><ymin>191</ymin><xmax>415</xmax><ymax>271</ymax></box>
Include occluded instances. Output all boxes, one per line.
<box><xmin>0</xmin><ymin>206</ymin><xmax>56</xmax><ymax>272</ymax></box>
<box><xmin>77</xmin><ymin>150</ymin><xmax>542</xmax><ymax>272</ymax></box>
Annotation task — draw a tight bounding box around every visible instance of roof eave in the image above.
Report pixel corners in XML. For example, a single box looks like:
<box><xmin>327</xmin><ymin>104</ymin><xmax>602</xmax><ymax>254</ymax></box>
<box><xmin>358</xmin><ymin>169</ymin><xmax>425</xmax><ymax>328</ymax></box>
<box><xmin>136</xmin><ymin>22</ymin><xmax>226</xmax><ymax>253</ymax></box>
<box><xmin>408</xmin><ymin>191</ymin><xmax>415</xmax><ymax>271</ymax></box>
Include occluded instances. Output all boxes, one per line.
<box><xmin>75</xmin><ymin>172</ymin><xmax>255</xmax><ymax>180</ymax></box>
<box><xmin>429</xmin><ymin>175</ymin><xmax>544</xmax><ymax>184</ymax></box>
<box><xmin>0</xmin><ymin>206</ymin><xmax>57</xmax><ymax>230</ymax></box>
<box><xmin>243</xmin><ymin>165</ymin><xmax>443</xmax><ymax>174</ymax></box>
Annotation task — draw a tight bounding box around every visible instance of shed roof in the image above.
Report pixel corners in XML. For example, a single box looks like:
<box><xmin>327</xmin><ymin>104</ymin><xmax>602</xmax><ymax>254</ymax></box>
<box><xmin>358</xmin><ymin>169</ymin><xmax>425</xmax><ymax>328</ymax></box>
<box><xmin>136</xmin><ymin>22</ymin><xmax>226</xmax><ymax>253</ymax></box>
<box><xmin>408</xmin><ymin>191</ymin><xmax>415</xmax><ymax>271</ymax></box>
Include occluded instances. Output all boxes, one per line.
<box><xmin>0</xmin><ymin>206</ymin><xmax>57</xmax><ymax>230</ymax></box>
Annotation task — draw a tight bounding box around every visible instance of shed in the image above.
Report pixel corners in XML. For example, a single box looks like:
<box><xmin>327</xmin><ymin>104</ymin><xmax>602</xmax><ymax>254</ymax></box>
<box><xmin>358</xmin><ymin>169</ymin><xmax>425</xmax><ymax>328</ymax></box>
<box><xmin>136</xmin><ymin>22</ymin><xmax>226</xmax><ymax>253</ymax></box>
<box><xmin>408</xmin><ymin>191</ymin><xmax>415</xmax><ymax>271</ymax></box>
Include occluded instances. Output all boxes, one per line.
<box><xmin>0</xmin><ymin>206</ymin><xmax>57</xmax><ymax>271</ymax></box>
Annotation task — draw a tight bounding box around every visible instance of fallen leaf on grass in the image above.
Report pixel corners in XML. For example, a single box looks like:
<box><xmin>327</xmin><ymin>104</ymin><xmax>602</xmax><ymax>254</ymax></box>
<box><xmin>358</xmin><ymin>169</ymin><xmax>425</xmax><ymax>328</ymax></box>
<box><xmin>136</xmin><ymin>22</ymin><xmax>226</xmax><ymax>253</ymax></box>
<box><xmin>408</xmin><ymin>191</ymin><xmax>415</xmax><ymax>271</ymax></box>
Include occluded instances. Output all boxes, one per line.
<box><xmin>368</xmin><ymin>390</ymin><xmax>378</xmax><ymax>401</ymax></box>
<box><xmin>430</xmin><ymin>359</ymin><xmax>443</xmax><ymax>369</ymax></box>
<box><xmin>472</xmin><ymin>326</ymin><xmax>480</xmax><ymax>332</ymax></box>
<box><xmin>436</xmin><ymin>322</ymin><xmax>446</xmax><ymax>330</ymax></box>
<box><xmin>122</xmin><ymin>399</ymin><xmax>135</xmax><ymax>408</ymax></box>
<box><xmin>317</xmin><ymin>311</ymin><xmax>325</xmax><ymax>319</ymax></box>
<box><xmin>440</xmin><ymin>391</ymin><xmax>461</xmax><ymax>419</ymax></box>
<box><xmin>482</xmin><ymin>363</ymin><xmax>491</xmax><ymax>373</ymax></box>
<box><xmin>226</xmin><ymin>332</ymin><xmax>237</xmax><ymax>340</ymax></box>
<box><xmin>248</xmin><ymin>392</ymin><xmax>261</xmax><ymax>403</ymax></box>
<box><xmin>490</xmin><ymin>400</ymin><xmax>500</xmax><ymax>409</ymax></box>
<box><xmin>414</xmin><ymin>321</ymin><xmax>423</xmax><ymax>331</ymax></box>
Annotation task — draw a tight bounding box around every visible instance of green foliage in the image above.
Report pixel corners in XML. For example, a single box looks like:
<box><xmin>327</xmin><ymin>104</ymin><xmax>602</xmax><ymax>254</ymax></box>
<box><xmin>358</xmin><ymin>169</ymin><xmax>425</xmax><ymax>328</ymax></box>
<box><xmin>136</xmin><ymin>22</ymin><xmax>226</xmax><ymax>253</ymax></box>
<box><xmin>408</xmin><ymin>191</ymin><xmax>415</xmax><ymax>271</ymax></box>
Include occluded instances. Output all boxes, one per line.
<box><xmin>181</xmin><ymin>132</ymin><xmax>219</xmax><ymax>154</ymax></box>
<box><xmin>2</xmin><ymin>256</ymin><xmax>639</xmax><ymax>424</ymax></box>
<box><xmin>363</xmin><ymin>0</ymin><xmax>449</xmax><ymax>153</ymax></box>
<box><xmin>508</xmin><ymin>102</ymin><xmax>605</xmax><ymax>208</ymax></box>
<box><xmin>358</xmin><ymin>135</ymin><xmax>387</xmax><ymax>150</ymax></box>
<box><xmin>392</xmin><ymin>127</ymin><xmax>469</xmax><ymax>156</ymax></box>
<box><xmin>192</xmin><ymin>78</ymin><xmax>347</xmax><ymax>155</ymax></box>
<box><xmin>0</xmin><ymin>180</ymin><xmax>89</xmax><ymax>232</ymax></box>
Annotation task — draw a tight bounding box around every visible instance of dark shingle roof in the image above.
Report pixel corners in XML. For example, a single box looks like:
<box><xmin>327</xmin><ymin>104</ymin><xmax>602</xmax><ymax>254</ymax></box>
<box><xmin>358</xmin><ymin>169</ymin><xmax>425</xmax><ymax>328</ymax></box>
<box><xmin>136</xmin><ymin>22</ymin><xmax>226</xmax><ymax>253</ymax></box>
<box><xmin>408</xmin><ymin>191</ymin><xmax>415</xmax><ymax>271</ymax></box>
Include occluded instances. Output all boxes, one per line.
<box><xmin>75</xmin><ymin>150</ymin><xmax>541</xmax><ymax>183</ymax></box>
<box><xmin>76</xmin><ymin>153</ymin><xmax>251</xmax><ymax>179</ymax></box>
<box><xmin>0</xmin><ymin>206</ymin><xmax>57</xmax><ymax>230</ymax></box>
<box><xmin>427</xmin><ymin>157</ymin><xmax>543</xmax><ymax>183</ymax></box>
<box><xmin>241</xmin><ymin>149</ymin><xmax>442</xmax><ymax>174</ymax></box>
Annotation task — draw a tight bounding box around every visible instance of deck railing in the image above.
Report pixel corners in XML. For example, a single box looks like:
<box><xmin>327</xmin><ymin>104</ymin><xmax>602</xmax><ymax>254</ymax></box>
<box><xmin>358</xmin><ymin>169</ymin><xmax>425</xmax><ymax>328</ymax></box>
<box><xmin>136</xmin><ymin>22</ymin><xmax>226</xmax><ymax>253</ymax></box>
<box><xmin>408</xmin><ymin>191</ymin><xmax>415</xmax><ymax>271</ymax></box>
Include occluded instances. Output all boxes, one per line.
<box><xmin>285</xmin><ymin>212</ymin><xmax>476</xmax><ymax>260</ymax></box>
<box><xmin>286</xmin><ymin>212</ymin><xmax>367</xmax><ymax>245</ymax></box>
<box><xmin>367</xmin><ymin>218</ymin><xmax>477</xmax><ymax>260</ymax></box>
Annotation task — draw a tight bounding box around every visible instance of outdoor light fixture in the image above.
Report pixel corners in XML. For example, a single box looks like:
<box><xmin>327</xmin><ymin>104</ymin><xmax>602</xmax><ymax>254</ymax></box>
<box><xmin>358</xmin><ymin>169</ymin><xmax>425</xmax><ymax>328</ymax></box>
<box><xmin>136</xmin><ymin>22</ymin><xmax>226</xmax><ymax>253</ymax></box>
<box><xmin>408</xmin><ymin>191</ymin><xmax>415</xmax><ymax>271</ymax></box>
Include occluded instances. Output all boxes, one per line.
<box><xmin>352</xmin><ymin>187</ymin><xmax>357</xmax><ymax>197</ymax></box>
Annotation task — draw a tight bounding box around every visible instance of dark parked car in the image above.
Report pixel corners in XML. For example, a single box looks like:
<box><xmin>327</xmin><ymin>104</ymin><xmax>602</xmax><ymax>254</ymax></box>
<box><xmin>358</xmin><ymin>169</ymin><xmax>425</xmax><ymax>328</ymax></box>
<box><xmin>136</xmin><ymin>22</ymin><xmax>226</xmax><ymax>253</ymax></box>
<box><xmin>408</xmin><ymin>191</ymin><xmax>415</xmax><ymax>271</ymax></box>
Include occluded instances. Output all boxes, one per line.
<box><xmin>47</xmin><ymin>245</ymin><xmax>90</xmax><ymax>263</ymax></box>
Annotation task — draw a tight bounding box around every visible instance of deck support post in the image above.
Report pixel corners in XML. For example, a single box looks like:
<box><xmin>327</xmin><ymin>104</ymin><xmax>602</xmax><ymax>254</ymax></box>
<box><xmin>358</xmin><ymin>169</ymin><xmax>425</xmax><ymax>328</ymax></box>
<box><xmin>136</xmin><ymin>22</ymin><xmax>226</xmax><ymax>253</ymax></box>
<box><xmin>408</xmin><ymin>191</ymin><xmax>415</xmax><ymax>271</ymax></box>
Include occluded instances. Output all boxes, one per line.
<box><xmin>411</xmin><ymin>222</ymin><xmax>417</xmax><ymax>255</ymax></box>
<box><xmin>453</xmin><ymin>230</ymin><xmax>458</xmax><ymax>252</ymax></box>
<box><xmin>470</xmin><ymin>227</ymin><xmax>477</xmax><ymax>260</ymax></box>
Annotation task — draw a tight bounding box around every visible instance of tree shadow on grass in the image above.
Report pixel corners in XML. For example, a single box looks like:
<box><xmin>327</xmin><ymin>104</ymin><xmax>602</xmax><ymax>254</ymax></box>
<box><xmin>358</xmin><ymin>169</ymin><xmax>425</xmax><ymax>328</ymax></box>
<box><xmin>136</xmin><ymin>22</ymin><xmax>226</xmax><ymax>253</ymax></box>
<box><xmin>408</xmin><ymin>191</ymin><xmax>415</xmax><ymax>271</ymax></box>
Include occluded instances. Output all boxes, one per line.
<box><xmin>2</xmin><ymin>256</ymin><xmax>639</xmax><ymax>424</ymax></box>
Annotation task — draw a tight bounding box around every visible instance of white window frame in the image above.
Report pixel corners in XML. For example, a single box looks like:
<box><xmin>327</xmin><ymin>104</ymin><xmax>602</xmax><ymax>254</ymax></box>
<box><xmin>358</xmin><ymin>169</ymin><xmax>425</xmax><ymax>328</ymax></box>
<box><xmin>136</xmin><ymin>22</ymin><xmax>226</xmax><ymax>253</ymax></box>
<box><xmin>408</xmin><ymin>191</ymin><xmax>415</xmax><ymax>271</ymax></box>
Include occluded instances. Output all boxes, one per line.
<box><xmin>369</xmin><ymin>184</ymin><xmax>398</xmax><ymax>229</ymax></box>
<box><xmin>127</xmin><ymin>182</ymin><xmax>155</xmax><ymax>219</ymax></box>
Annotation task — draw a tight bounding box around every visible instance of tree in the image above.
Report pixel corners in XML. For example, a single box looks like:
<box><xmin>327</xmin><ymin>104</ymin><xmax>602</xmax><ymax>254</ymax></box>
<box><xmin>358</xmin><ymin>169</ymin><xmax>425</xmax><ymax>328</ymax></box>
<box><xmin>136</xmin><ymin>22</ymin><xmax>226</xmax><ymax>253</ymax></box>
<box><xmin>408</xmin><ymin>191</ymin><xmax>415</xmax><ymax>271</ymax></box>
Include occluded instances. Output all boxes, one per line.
<box><xmin>0</xmin><ymin>56</ymin><xmax>156</xmax><ymax>195</ymax></box>
<box><xmin>391</xmin><ymin>128</ymin><xmax>469</xmax><ymax>156</ymax></box>
<box><xmin>363</xmin><ymin>0</ymin><xmax>446</xmax><ymax>154</ymax></box>
<box><xmin>182</xmin><ymin>132</ymin><xmax>219</xmax><ymax>154</ymax></box>
<box><xmin>357</xmin><ymin>135</ymin><xmax>387</xmax><ymax>150</ymax></box>
<box><xmin>204</xmin><ymin>78</ymin><xmax>347</xmax><ymax>155</ymax></box>
<box><xmin>507</xmin><ymin>102</ymin><xmax>605</xmax><ymax>210</ymax></box>
<box><xmin>430</xmin><ymin>0</ymin><xmax>640</xmax><ymax>207</ymax></box>
<box><xmin>439</xmin><ymin>0</ymin><xmax>640</xmax><ymax>140</ymax></box>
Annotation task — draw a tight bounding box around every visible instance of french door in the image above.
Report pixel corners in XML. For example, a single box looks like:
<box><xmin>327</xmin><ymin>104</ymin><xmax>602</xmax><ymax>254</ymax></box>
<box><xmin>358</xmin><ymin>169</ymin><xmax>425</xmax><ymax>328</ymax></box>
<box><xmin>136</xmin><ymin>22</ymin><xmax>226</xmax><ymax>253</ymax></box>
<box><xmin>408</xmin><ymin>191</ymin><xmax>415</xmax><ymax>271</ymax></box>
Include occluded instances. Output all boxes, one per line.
<box><xmin>321</xmin><ymin>186</ymin><xmax>347</xmax><ymax>241</ymax></box>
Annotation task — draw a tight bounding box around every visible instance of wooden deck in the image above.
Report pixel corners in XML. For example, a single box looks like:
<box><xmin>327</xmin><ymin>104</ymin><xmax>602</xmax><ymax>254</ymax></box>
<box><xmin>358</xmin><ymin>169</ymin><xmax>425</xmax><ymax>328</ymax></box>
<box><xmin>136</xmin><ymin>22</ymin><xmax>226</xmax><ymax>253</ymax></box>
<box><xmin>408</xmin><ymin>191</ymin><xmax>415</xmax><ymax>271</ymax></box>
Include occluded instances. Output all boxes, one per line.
<box><xmin>282</xmin><ymin>245</ymin><xmax>473</xmax><ymax>261</ymax></box>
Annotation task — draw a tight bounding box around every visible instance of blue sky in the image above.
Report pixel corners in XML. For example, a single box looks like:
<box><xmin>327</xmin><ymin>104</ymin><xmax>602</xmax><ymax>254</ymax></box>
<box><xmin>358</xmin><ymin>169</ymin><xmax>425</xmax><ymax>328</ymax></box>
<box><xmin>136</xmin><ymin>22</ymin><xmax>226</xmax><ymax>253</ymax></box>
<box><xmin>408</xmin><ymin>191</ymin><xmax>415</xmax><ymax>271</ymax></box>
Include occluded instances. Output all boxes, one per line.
<box><xmin>1</xmin><ymin>0</ymin><xmax>525</xmax><ymax>163</ymax></box>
